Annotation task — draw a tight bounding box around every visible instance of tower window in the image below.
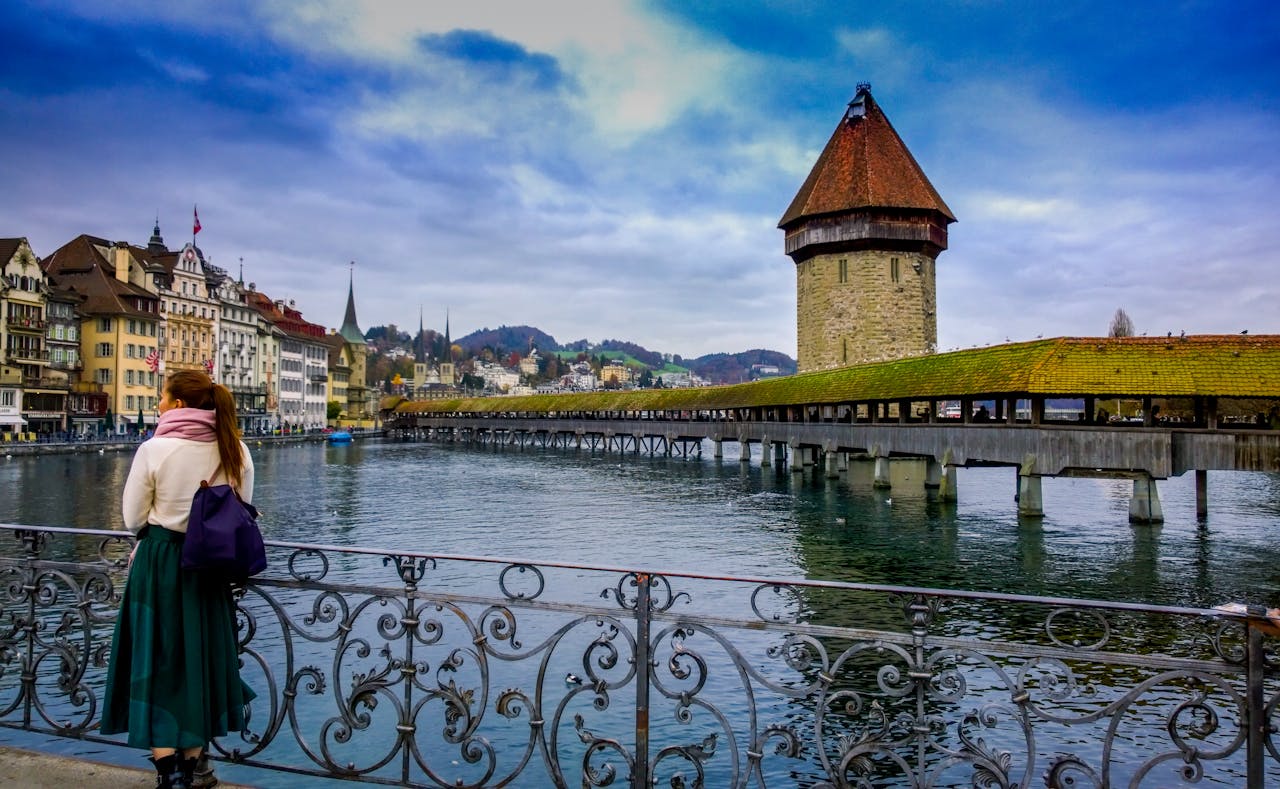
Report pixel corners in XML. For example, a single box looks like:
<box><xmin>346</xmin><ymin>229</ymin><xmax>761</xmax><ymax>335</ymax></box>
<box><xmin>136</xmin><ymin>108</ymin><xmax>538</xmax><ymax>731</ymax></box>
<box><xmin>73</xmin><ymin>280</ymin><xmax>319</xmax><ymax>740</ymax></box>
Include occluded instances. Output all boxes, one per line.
<box><xmin>838</xmin><ymin>259</ymin><xmax>848</xmax><ymax>283</ymax></box>
<box><xmin>890</xmin><ymin>257</ymin><xmax>901</xmax><ymax>283</ymax></box>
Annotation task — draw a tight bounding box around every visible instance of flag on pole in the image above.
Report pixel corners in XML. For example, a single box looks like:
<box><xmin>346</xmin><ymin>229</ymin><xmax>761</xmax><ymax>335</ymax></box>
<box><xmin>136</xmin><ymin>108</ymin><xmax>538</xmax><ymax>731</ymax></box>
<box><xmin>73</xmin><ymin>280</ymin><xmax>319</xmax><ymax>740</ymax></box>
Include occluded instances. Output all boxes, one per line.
<box><xmin>193</xmin><ymin>205</ymin><xmax>202</xmax><ymax>236</ymax></box>
<box><xmin>145</xmin><ymin>348</ymin><xmax>160</xmax><ymax>373</ymax></box>
<box><xmin>203</xmin><ymin>358</ymin><xmax>214</xmax><ymax>375</ymax></box>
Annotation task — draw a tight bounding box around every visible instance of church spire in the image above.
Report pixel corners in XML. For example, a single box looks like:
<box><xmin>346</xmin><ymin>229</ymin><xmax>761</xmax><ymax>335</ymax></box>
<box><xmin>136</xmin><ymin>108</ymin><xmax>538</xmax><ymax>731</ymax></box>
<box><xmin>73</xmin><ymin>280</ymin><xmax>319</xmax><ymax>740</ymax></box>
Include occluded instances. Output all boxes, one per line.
<box><xmin>147</xmin><ymin>214</ymin><xmax>167</xmax><ymax>254</ymax></box>
<box><xmin>338</xmin><ymin>261</ymin><xmax>365</xmax><ymax>344</ymax></box>
<box><xmin>415</xmin><ymin>304</ymin><xmax>426</xmax><ymax>361</ymax></box>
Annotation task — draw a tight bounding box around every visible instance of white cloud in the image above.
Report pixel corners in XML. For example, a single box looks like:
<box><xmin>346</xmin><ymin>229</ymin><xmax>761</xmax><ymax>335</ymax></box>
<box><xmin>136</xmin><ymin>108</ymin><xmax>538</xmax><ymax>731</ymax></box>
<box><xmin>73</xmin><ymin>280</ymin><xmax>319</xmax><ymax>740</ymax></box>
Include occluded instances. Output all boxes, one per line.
<box><xmin>261</xmin><ymin>0</ymin><xmax>739</xmax><ymax>141</ymax></box>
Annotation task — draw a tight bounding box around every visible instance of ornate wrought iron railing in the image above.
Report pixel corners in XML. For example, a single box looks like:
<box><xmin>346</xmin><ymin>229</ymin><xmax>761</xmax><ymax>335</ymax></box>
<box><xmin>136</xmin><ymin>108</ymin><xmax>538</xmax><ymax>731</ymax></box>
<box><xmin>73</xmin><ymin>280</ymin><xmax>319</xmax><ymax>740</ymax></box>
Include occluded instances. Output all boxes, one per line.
<box><xmin>1</xmin><ymin>522</ymin><xmax>1278</xmax><ymax>788</ymax></box>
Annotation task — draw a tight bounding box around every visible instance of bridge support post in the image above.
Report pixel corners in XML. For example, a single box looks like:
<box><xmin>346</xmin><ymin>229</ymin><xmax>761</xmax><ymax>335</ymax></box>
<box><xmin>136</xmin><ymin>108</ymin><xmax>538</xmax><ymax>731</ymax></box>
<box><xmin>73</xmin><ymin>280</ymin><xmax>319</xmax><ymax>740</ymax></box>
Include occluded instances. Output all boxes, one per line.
<box><xmin>1129</xmin><ymin>474</ymin><xmax>1165</xmax><ymax>524</ymax></box>
<box><xmin>1196</xmin><ymin>469</ymin><xmax>1208</xmax><ymax>518</ymax></box>
<box><xmin>761</xmin><ymin>439</ymin><xmax>771</xmax><ymax>467</ymax></box>
<box><xmin>739</xmin><ymin>440</ymin><xmax>751</xmax><ymax>463</ymax></box>
<box><xmin>925</xmin><ymin>459</ymin><xmax>942</xmax><ymax>489</ymax></box>
<box><xmin>872</xmin><ymin>454</ymin><xmax>891</xmax><ymax>490</ymax></box>
<box><xmin>775</xmin><ymin>442</ymin><xmax>787</xmax><ymax>467</ymax></box>
<box><xmin>837</xmin><ymin>452</ymin><xmax>848</xmax><ymax>474</ymax></box>
<box><xmin>938</xmin><ymin>449</ymin><xmax>958</xmax><ymax>503</ymax></box>
<box><xmin>790</xmin><ymin>443</ymin><xmax>803</xmax><ymax>474</ymax></box>
<box><xmin>713</xmin><ymin>439</ymin><xmax>723</xmax><ymax>459</ymax></box>
<box><xmin>1017</xmin><ymin>475</ymin><xmax>1044</xmax><ymax>517</ymax></box>
<box><xmin>825</xmin><ymin>451</ymin><xmax>839</xmax><ymax>479</ymax></box>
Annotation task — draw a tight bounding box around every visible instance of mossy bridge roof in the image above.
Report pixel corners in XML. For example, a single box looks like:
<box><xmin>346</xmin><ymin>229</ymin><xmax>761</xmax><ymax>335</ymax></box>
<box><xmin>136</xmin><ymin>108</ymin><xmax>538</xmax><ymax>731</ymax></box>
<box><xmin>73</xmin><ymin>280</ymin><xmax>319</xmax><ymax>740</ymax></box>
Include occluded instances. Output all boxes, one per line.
<box><xmin>392</xmin><ymin>335</ymin><xmax>1280</xmax><ymax>416</ymax></box>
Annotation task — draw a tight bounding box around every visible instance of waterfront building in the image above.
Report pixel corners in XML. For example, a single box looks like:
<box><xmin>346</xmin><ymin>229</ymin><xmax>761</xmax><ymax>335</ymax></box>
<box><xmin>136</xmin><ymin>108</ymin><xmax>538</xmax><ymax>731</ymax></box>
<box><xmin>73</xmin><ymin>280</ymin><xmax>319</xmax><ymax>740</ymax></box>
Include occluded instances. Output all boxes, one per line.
<box><xmin>324</xmin><ymin>332</ymin><xmax>352</xmax><ymax>424</ymax></box>
<box><xmin>154</xmin><ymin>240</ymin><xmax>221</xmax><ymax>383</ymax></box>
<box><xmin>335</xmin><ymin>268</ymin><xmax>372</xmax><ymax>425</ymax></box>
<box><xmin>0</xmin><ymin>238</ymin><xmax>68</xmax><ymax>433</ymax></box>
<box><xmin>41</xmin><ymin>236</ymin><xmax>161</xmax><ymax>434</ymax></box>
<box><xmin>780</xmin><ymin>84</ymin><xmax>955</xmax><ymax>372</ymax></box>
<box><xmin>0</xmin><ymin>363</ymin><xmax>23</xmax><ymax>436</ymax></box>
<box><xmin>247</xmin><ymin>292</ymin><xmax>328</xmax><ymax>431</ymax></box>
<box><xmin>215</xmin><ymin>273</ymin><xmax>270</xmax><ymax>432</ymax></box>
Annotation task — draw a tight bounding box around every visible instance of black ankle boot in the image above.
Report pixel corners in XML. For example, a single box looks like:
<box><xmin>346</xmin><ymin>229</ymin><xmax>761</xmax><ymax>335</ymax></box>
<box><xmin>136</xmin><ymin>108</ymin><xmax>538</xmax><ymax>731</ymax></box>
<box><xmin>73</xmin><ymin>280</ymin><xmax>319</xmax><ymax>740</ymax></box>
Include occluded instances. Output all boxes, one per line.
<box><xmin>177</xmin><ymin>755</ymin><xmax>199</xmax><ymax>788</ymax></box>
<box><xmin>149</xmin><ymin>754</ymin><xmax>184</xmax><ymax>789</ymax></box>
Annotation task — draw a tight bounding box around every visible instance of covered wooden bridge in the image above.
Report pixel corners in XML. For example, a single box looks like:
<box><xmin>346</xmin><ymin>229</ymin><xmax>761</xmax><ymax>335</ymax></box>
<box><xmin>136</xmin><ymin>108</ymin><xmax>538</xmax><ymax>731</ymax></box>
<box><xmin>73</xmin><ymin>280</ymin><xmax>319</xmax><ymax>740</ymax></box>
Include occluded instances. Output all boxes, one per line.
<box><xmin>385</xmin><ymin>335</ymin><xmax>1280</xmax><ymax>521</ymax></box>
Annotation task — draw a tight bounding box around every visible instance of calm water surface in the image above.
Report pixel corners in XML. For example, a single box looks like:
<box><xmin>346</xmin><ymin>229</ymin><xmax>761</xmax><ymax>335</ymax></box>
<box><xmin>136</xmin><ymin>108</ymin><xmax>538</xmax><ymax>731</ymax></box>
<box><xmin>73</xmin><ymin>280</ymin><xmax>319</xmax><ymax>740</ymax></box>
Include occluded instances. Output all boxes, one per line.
<box><xmin>3</xmin><ymin>438</ymin><xmax>1280</xmax><ymax>786</ymax></box>
<box><xmin>3</xmin><ymin>436</ymin><xmax>1278</xmax><ymax>606</ymax></box>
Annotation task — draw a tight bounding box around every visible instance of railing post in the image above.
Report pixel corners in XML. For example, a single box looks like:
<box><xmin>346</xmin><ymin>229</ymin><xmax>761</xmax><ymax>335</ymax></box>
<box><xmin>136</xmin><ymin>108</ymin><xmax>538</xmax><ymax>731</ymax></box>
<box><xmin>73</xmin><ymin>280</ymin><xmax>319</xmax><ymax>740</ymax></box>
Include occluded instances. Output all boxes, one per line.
<box><xmin>18</xmin><ymin>529</ymin><xmax>41</xmax><ymax>729</ymax></box>
<box><xmin>1246</xmin><ymin>606</ymin><xmax>1267</xmax><ymax>789</ymax></box>
<box><xmin>634</xmin><ymin>573</ymin><xmax>651</xmax><ymax>788</ymax></box>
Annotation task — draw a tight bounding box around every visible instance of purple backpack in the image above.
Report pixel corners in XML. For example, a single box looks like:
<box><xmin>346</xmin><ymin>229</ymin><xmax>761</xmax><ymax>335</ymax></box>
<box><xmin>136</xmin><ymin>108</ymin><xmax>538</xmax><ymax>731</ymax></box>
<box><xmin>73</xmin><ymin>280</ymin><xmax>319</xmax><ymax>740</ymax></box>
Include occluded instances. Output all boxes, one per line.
<box><xmin>181</xmin><ymin>464</ymin><xmax>266</xmax><ymax>578</ymax></box>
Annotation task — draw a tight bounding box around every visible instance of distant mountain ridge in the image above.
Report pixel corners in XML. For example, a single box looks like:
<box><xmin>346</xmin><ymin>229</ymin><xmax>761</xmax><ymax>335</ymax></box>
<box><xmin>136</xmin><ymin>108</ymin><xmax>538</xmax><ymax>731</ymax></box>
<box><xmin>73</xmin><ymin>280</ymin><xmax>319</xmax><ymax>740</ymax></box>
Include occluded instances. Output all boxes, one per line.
<box><xmin>451</xmin><ymin>324</ymin><xmax>796</xmax><ymax>384</ymax></box>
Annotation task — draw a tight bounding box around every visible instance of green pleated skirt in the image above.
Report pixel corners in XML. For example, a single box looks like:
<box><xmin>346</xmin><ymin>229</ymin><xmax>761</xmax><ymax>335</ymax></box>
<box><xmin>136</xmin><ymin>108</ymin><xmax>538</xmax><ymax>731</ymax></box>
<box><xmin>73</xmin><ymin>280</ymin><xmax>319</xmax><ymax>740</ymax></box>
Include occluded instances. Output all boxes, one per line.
<box><xmin>100</xmin><ymin>525</ymin><xmax>256</xmax><ymax>749</ymax></box>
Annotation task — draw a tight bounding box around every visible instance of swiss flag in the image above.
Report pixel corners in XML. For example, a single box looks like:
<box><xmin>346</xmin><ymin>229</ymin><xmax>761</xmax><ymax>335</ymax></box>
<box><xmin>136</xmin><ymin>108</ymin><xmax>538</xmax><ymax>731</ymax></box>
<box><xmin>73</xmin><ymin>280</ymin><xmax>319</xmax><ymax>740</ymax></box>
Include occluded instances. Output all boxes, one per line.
<box><xmin>193</xmin><ymin>205</ymin><xmax>202</xmax><ymax>236</ymax></box>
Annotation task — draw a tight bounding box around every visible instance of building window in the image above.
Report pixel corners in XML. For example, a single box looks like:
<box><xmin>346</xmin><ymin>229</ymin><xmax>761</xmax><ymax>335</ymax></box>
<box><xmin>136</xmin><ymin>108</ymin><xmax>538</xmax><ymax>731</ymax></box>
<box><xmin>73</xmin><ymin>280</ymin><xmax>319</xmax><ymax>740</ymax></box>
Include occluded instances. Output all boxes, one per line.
<box><xmin>0</xmin><ymin>391</ymin><xmax>12</xmax><ymax>407</ymax></box>
<box><xmin>838</xmin><ymin>258</ymin><xmax>848</xmax><ymax>284</ymax></box>
<box><xmin>127</xmin><ymin>319</ymin><xmax>136</xmax><ymax>334</ymax></box>
<box><xmin>125</xmin><ymin>395</ymin><xmax>134</xmax><ymax>410</ymax></box>
<box><xmin>95</xmin><ymin>369</ymin><xmax>112</xmax><ymax>384</ymax></box>
<box><xmin>97</xmin><ymin>317</ymin><xmax>113</xmax><ymax>332</ymax></box>
<box><xmin>95</xmin><ymin>342</ymin><xmax>113</xmax><ymax>357</ymax></box>
<box><xmin>890</xmin><ymin>257</ymin><xmax>900</xmax><ymax>283</ymax></box>
<box><xmin>126</xmin><ymin>370</ymin><xmax>135</xmax><ymax>385</ymax></box>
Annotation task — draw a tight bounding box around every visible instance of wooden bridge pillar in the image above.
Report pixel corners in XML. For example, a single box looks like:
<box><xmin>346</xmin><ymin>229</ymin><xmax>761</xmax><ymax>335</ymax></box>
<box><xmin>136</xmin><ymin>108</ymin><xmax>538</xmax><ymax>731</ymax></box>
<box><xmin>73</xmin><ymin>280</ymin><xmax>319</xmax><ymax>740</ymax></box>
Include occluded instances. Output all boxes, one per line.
<box><xmin>937</xmin><ymin>449</ymin><xmax>958</xmax><ymax>503</ymax></box>
<box><xmin>825</xmin><ymin>451</ymin><xmax>840</xmax><ymax>479</ymax></box>
<box><xmin>739</xmin><ymin>439</ymin><xmax>752</xmax><ymax>463</ymax></box>
<box><xmin>1017</xmin><ymin>457</ymin><xmax>1044</xmax><ymax>517</ymax></box>
<box><xmin>761</xmin><ymin>438</ymin><xmax>772</xmax><ymax>467</ymax></box>
<box><xmin>1129</xmin><ymin>474</ymin><xmax>1165</xmax><ymax>524</ymax></box>
<box><xmin>713</xmin><ymin>439</ymin><xmax>723</xmax><ymax>459</ymax></box>
<box><xmin>925</xmin><ymin>459</ymin><xmax>942</xmax><ymax>489</ymax></box>
<box><xmin>872</xmin><ymin>448</ymin><xmax>891</xmax><ymax>489</ymax></box>
<box><xmin>1196</xmin><ymin>469</ymin><xmax>1208</xmax><ymax>518</ymax></box>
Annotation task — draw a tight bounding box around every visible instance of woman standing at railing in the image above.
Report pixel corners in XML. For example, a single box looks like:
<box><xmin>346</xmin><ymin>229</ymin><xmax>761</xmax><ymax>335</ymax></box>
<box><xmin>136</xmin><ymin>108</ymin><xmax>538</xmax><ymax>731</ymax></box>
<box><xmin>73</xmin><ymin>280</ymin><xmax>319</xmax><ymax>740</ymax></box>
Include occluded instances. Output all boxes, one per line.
<box><xmin>100</xmin><ymin>370</ymin><xmax>256</xmax><ymax>789</ymax></box>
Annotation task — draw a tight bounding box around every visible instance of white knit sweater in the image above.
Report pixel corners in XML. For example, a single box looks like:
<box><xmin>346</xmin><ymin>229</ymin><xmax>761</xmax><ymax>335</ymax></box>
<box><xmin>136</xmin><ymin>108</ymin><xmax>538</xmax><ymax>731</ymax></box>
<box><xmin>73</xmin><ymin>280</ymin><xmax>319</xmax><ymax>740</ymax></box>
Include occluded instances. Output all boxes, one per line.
<box><xmin>121</xmin><ymin>437</ymin><xmax>255</xmax><ymax>534</ymax></box>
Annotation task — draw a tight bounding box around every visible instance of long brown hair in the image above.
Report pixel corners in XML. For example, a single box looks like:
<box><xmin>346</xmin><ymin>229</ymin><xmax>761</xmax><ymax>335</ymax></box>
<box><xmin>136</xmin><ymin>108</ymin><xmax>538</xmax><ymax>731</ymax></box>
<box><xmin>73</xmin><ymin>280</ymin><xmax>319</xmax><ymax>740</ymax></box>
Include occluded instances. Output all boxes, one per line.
<box><xmin>165</xmin><ymin>370</ymin><xmax>245</xmax><ymax>488</ymax></box>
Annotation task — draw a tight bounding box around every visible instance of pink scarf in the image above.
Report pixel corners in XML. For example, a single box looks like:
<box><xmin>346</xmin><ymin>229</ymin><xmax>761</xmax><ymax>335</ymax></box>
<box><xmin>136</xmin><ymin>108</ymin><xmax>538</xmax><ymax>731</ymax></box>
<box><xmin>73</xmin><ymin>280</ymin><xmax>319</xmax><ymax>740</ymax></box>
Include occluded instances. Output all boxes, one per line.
<box><xmin>154</xmin><ymin>408</ymin><xmax>217</xmax><ymax>441</ymax></box>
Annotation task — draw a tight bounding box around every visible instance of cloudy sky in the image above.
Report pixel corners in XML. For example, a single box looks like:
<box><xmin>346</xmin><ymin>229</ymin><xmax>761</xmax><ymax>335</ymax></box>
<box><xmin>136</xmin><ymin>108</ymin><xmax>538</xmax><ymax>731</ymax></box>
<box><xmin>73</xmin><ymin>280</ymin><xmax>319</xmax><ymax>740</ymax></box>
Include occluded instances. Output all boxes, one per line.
<box><xmin>2</xmin><ymin>1</ymin><xmax>1277</xmax><ymax>358</ymax></box>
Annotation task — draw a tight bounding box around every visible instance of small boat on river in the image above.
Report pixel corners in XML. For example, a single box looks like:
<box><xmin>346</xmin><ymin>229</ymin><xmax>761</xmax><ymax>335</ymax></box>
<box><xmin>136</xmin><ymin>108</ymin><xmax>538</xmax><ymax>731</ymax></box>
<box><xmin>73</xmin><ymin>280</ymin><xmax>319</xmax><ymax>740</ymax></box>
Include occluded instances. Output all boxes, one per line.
<box><xmin>327</xmin><ymin>430</ymin><xmax>352</xmax><ymax>444</ymax></box>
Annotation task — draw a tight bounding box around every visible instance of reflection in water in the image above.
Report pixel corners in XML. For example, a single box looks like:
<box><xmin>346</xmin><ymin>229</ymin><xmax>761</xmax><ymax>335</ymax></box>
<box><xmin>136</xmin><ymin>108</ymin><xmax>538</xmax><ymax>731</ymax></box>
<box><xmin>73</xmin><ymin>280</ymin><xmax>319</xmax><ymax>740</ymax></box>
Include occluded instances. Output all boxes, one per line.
<box><xmin>1</xmin><ymin>439</ymin><xmax>1278</xmax><ymax>609</ymax></box>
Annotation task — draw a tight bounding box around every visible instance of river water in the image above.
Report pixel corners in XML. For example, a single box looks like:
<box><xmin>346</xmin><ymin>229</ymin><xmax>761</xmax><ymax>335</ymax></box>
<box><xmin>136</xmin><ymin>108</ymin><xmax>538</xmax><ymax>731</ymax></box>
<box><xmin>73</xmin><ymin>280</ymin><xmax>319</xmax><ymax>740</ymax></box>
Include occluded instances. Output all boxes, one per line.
<box><xmin>3</xmin><ymin>437</ymin><xmax>1278</xmax><ymax>606</ymax></box>
<box><xmin>2</xmin><ymin>437</ymin><xmax>1279</xmax><ymax>786</ymax></box>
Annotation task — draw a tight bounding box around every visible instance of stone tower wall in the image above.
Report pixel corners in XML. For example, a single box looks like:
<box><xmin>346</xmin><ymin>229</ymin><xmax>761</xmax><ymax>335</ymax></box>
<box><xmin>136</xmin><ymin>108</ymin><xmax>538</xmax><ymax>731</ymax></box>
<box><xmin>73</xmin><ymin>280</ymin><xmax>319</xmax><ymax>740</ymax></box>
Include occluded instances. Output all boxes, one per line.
<box><xmin>795</xmin><ymin>249</ymin><xmax>937</xmax><ymax>371</ymax></box>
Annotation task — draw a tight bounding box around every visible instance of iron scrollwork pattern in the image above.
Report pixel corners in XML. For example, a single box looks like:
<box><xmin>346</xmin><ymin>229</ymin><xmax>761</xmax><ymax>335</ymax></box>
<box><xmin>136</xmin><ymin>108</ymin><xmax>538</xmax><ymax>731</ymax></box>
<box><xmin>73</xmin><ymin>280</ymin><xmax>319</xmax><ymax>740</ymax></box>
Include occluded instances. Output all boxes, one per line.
<box><xmin>1</xmin><ymin>523</ymin><xmax>1278</xmax><ymax>787</ymax></box>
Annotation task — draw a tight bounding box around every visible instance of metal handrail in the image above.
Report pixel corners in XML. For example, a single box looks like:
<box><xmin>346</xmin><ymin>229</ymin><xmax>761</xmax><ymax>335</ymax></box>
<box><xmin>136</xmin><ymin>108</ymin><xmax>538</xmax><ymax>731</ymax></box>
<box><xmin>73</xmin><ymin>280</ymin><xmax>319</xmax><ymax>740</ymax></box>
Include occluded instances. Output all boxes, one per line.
<box><xmin>1</xmin><ymin>523</ymin><xmax>1277</xmax><ymax>787</ymax></box>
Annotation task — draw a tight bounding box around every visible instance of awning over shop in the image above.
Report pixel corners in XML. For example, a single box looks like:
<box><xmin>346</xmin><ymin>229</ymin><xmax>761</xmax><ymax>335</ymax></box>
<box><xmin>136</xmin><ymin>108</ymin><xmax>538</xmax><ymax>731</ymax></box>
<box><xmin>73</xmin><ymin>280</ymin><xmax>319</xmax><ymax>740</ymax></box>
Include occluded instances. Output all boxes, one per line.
<box><xmin>0</xmin><ymin>417</ymin><xmax>27</xmax><ymax>426</ymax></box>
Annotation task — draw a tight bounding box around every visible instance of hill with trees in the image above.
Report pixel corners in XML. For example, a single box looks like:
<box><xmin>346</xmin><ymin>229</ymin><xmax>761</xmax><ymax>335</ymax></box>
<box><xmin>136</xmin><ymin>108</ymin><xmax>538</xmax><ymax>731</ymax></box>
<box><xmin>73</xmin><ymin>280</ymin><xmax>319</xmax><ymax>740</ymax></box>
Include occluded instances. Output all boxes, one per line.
<box><xmin>365</xmin><ymin>323</ymin><xmax>796</xmax><ymax>385</ymax></box>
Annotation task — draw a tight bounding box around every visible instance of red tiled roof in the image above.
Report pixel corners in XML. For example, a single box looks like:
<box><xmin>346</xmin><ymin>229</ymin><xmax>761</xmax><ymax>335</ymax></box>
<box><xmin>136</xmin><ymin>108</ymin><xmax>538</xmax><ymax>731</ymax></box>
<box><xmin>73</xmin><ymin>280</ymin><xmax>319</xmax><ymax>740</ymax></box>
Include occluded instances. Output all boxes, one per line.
<box><xmin>779</xmin><ymin>88</ymin><xmax>955</xmax><ymax>228</ymax></box>
<box><xmin>0</xmin><ymin>238</ymin><xmax>24</xmax><ymax>264</ymax></box>
<box><xmin>40</xmin><ymin>235</ymin><xmax>157</xmax><ymax>317</ymax></box>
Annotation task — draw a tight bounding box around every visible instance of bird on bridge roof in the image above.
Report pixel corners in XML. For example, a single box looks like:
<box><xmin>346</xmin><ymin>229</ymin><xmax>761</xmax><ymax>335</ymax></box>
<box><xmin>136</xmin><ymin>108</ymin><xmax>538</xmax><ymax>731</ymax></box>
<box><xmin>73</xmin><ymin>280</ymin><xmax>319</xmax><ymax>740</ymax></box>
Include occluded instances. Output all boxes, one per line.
<box><xmin>1242</xmin><ymin>329</ymin><xmax>1249</xmax><ymax>334</ymax></box>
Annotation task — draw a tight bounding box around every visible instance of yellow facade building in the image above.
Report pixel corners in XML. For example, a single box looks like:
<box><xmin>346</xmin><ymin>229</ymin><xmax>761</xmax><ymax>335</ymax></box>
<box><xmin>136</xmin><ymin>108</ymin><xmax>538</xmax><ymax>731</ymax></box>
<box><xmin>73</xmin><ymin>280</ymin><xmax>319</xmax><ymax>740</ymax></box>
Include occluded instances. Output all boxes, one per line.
<box><xmin>43</xmin><ymin>236</ymin><xmax>161</xmax><ymax>433</ymax></box>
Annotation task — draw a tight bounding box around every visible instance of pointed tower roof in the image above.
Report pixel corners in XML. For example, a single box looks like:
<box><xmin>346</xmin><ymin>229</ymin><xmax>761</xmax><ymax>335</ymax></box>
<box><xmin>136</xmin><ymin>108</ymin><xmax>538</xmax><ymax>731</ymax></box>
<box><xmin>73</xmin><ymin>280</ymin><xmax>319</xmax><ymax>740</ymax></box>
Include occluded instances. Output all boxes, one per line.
<box><xmin>779</xmin><ymin>84</ymin><xmax>954</xmax><ymax>229</ymax></box>
<box><xmin>415</xmin><ymin>305</ymin><xmax>426</xmax><ymax>361</ymax></box>
<box><xmin>147</xmin><ymin>216</ymin><xmax>168</xmax><ymax>254</ymax></box>
<box><xmin>339</xmin><ymin>263</ymin><xmax>365</xmax><ymax>345</ymax></box>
